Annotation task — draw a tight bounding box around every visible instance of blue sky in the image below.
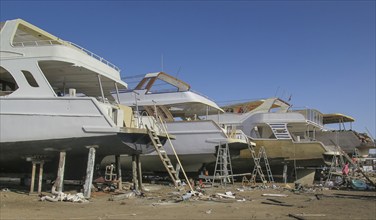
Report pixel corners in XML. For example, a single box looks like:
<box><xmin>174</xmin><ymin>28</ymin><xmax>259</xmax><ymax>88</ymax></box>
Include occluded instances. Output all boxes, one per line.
<box><xmin>1</xmin><ymin>0</ymin><xmax>375</xmax><ymax>136</ymax></box>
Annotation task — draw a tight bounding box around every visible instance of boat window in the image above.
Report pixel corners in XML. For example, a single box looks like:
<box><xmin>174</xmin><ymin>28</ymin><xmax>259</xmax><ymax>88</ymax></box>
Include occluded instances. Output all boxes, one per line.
<box><xmin>0</xmin><ymin>66</ymin><xmax>19</xmax><ymax>96</ymax></box>
<box><xmin>21</xmin><ymin>70</ymin><xmax>39</xmax><ymax>87</ymax></box>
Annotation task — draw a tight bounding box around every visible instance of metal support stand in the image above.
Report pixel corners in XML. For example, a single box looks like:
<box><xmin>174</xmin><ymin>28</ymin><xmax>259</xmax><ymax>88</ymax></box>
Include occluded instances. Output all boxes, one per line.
<box><xmin>115</xmin><ymin>155</ymin><xmax>122</xmax><ymax>190</ymax></box>
<box><xmin>55</xmin><ymin>151</ymin><xmax>66</xmax><ymax>193</ymax></box>
<box><xmin>83</xmin><ymin>146</ymin><xmax>96</xmax><ymax>199</ymax></box>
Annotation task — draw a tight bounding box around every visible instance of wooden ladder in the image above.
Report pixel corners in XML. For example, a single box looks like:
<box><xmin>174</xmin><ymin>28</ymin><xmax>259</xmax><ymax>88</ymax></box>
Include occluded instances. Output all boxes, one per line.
<box><xmin>146</xmin><ymin>125</ymin><xmax>181</xmax><ymax>187</ymax></box>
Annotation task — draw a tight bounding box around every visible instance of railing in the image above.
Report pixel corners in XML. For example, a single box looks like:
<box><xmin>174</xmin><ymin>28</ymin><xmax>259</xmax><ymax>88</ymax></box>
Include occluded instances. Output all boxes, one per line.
<box><xmin>290</xmin><ymin>108</ymin><xmax>324</xmax><ymax>128</ymax></box>
<box><xmin>190</xmin><ymin>89</ymin><xmax>217</xmax><ymax>103</ymax></box>
<box><xmin>139</xmin><ymin>111</ymin><xmax>163</xmax><ymax>133</ymax></box>
<box><xmin>12</xmin><ymin>40</ymin><xmax>121</xmax><ymax>72</ymax></box>
<box><xmin>67</xmin><ymin>41</ymin><xmax>121</xmax><ymax>72</ymax></box>
<box><xmin>13</xmin><ymin>40</ymin><xmax>61</xmax><ymax>47</ymax></box>
<box><xmin>226</xmin><ymin>127</ymin><xmax>248</xmax><ymax>142</ymax></box>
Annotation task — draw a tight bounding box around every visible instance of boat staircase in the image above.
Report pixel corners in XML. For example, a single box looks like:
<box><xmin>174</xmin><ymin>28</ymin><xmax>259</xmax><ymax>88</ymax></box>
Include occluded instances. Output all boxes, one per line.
<box><xmin>144</xmin><ymin>105</ymin><xmax>174</xmax><ymax>122</ymax></box>
<box><xmin>145</xmin><ymin>116</ymin><xmax>194</xmax><ymax>191</ymax></box>
<box><xmin>268</xmin><ymin>123</ymin><xmax>291</xmax><ymax>139</ymax></box>
<box><xmin>211</xmin><ymin>142</ymin><xmax>234</xmax><ymax>187</ymax></box>
<box><xmin>146</xmin><ymin>125</ymin><xmax>181</xmax><ymax>187</ymax></box>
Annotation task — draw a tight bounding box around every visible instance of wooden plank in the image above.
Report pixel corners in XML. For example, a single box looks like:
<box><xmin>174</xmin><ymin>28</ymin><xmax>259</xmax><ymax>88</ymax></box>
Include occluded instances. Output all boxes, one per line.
<box><xmin>266</xmin><ymin>198</ymin><xmax>284</xmax><ymax>203</ymax></box>
<box><xmin>288</xmin><ymin>214</ymin><xmax>306</xmax><ymax>220</ymax></box>
<box><xmin>262</xmin><ymin>202</ymin><xmax>293</xmax><ymax>207</ymax></box>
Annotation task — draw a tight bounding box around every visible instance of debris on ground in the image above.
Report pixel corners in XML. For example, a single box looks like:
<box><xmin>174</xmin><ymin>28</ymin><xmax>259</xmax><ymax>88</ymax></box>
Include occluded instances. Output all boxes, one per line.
<box><xmin>40</xmin><ymin>192</ymin><xmax>88</xmax><ymax>203</ymax></box>
<box><xmin>216</xmin><ymin>191</ymin><xmax>236</xmax><ymax>199</ymax></box>
<box><xmin>39</xmin><ymin>185</ymin><xmax>88</xmax><ymax>203</ymax></box>
<box><xmin>288</xmin><ymin>213</ymin><xmax>326</xmax><ymax>220</ymax></box>
<box><xmin>109</xmin><ymin>190</ymin><xmax>145</xmax><ymax>201</ymax></box>
<box><xmin>262</xmin><ymin>193</ymin><xmax>288</xmax><ymax>197</ymax></box>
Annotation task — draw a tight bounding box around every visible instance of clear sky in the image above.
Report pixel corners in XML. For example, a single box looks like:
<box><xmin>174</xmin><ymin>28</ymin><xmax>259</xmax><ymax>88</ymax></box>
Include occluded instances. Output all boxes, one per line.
<box><xmin>1</xmin><ymin>0</ymin><xmax>375</xmax><ymax>137</ymax></box>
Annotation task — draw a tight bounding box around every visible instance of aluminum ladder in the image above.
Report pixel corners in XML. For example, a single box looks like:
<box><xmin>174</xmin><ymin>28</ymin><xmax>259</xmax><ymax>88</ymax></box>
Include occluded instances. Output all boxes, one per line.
<box><xmin>247</xmin><ymin>139</ymin><xmax>267</xmax><ymax>187</ymax></box>
<box><xmin>212</xmin><ymin>142</ymin><xmax>234</xmax><ymax>186</ymax></box>
<box><xmin>146</xmin><ymin>125</ymin><xmax>181</xmax><ymax>187</ymax></box>
<box><xmin>258</xmin><ymin>146</ymin><xmax>274</xmax><ymax>183</ymax></box>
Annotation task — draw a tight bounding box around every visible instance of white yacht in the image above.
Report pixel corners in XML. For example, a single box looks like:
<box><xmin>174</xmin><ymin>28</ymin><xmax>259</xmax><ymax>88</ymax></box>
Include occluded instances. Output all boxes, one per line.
<box><xmin>0</xmin><ymin>19</ymin><xmax>164</xmax><ymax>179</ymax></box>
<box><xmin>208</xmin><ymin>97</ymin><xmax>374</xmax><ymax>182</ymax></box>
<box><xmin>103</xmin><ymin>72</ymin><xmax>251</xmax><ymax>172</ymax></box>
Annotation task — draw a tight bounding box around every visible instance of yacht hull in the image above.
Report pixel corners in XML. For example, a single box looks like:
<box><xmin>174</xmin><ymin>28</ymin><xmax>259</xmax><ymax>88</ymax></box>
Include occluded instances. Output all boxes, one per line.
<box><xmin>0</xmin><ymin>98</ymin><xmax>160</xmax><ymax>178</ymax></box>
<box><xmin>239</xmin><ymin>139</ymin><xmax>329</xmax><ymax>167</ymax></box>
<box><xmin>0</xmin><ymin>132</ymin><xmax>159</xmax><ymax>179</ymax></box>
<box><xmin>102</xmin><ymin>120</ymin><xmax>250</xmax><ymax>173</ymax></box>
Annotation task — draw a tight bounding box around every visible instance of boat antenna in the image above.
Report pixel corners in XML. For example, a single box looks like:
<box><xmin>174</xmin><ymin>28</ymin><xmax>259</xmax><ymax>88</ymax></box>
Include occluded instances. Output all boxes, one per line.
<box><xmin>274</xmin><ymin>86</ymin><xmax>280</xmax><ymax>98</ymax></box>
<box><xmin>161</xmin><ymin>53</ymin><xmax>164</xmax><ymax>72</ymax></box>
<box><xmin>176</xmin><ymin>66</ymin><xmax>182</xmax><ymax>78</ymax></box>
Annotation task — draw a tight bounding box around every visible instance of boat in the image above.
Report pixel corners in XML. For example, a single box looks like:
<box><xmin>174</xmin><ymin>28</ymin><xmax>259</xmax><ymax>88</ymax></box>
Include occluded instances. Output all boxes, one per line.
<box><xmin>314</xmin><ymin>113</ymin><xmax>375</xmax><ymax>157</ymax></box>
<box><xmin>102</xmin><ymin>72</ymin><xmax>251</xmax><ymax>173</ymax></box>
<box><xmin>0</xmin><ymin>19</ymin><xmax>166</xmax><ymax>179</ymax></box>
<box><xmin>209</xmin><ymin>97</ymin><xmax>374</xmax><ymax>183</ymax></box>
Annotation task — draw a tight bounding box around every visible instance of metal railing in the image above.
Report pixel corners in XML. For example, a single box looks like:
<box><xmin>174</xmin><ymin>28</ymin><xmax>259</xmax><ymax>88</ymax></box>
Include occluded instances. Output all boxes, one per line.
<box><xmin>226</xmin><ymin>127</ymin><xmax>248</xmax><ymax>142</ymax></box>
<box><xmin>12</xmin><ymin>40</ymin><xmax>120</xmax><ymax>72</ymax></box>
<box><xmin>190</xmin><ymin>89</ymin><xmax>217</xmax><ymax>103</ymax></box>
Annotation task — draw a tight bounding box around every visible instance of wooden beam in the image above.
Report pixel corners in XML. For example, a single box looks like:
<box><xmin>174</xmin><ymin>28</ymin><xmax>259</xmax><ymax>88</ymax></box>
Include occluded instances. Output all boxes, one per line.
<box><xmin>115</xmin><ymin>155</ymin><xmax>122</xmax><ymax>190</ymax></box>
<box><xmin>83</xmin><ymin>146</ymin><xmax>96</xmax><ymax>199</ymax></box>
<box><xmin>29</xmin><ymin>162</ymin><xmax>36</xmax><ymax>194</ymax></box>
<box><xmin>37</xmin><ymin>162</ymin><xmax>44</xmax><ymax>194</ymax></box>
<box><xmin>55</xmin><ymin>151</ymin><xmax>66</xmax><ymax>193</ymax></box>
<box><xmin>132</xmin><ymin>155</ymin><xmax>138</xmax><ymax>191</ymax></box>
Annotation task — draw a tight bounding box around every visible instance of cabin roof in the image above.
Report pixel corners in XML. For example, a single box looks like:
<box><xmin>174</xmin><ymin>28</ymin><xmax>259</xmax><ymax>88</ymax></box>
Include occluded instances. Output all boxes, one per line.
<box><xmin>323</xmin><ymin>113</ymin><xmax>355</xmax><ymax>124</ymax></box>
<box><xmin>136</xmin><ymin>72</ymin><xmax>190</xmax><ymax>92</ymax></box>
<box><xmin>221</xmin><ymin>98</ymin><xmax>290</xmax><ymax>113</ymax></box>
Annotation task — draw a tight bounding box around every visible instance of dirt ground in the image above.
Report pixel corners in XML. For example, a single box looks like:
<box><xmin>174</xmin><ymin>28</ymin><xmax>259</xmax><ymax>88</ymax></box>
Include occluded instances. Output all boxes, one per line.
<box><xmin>0</xmin><ymin>182</ymin><xmax>375</xmax><ymax>220</ymax></box>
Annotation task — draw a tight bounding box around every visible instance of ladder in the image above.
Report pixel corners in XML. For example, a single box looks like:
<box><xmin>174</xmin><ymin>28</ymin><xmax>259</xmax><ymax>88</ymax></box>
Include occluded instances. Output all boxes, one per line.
<box><xmin>352</xmin><ymin>148</ymin><xmax>360</xmax><ymax>166</ymax></box>
<box><xmin>248</xmin><ymin>140</ymin><xmax>267</xmax><ymax>187</ymax></box>
<box><xmin>268</xmin><ymin>123</ymin><xmax>291</xmax><ymax>139</ymax></box>
<box><xmin>104</xmin><ymin>164</ymin><xmax>117</xmax><ymax>182</ymax></box>
<box><xmin>144</xmin><ymin>105</ymin><xmax>174</xmax><ymax>122</ymax></box>
<box><xmin>325</xmin><ymin>153</ymin><xmax>342</xmax><ymax>185</ymax></box>
<box><xmin>258</xmin><ymin>146</ymin><xmax>274</xmax><ymax>183</ymax></box>
<box><xmin>146</xmin><ymin>125</ymin><xmax>181</xmax><ymax>187</ymax></box>
<box><xmin>212</xmin><ymin>142</ymin><xmax>234</xmax><ymax>186</ymax></box>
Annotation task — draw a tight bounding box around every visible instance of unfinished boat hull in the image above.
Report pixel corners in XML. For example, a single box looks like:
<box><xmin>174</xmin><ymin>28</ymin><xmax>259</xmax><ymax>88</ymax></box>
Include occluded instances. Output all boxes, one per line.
<box><xmin>102</xmin><ymin>120</ymin><xmax>249</xmax><ymax>173</ymax></box>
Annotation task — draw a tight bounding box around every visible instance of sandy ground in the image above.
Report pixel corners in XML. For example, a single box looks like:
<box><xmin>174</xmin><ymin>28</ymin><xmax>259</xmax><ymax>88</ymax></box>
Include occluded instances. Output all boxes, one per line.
<box><xmin>0</xmin><ymin>182</ymin><xmax>375</xmax><ymax>220</ymax></box>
